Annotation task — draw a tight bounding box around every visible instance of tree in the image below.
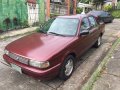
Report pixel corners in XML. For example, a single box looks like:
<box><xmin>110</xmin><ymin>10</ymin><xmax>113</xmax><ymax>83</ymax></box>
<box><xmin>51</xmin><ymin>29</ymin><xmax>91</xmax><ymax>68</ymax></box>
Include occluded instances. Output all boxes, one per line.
<box><xmin>92</xmin><ymin>0</ymin><xmax>104</xmax><ymax>9</ymax></box>
<box><xmin>78</xmin><ymin>0</ymin><xmax>92</xmax><ymax>4</ymax></box>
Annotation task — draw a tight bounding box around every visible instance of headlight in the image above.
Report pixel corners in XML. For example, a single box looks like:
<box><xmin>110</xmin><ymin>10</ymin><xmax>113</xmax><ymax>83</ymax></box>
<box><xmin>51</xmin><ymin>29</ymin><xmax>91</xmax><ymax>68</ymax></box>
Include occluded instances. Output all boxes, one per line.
<box><xmin>29</xmin><ymin>60</ymin><xmax>50</xmax><ymax>69</ymax></box>
<box><xmin>4</xmin><ymin>49</ymin><xmax>9</xmax><ymax>55</ymax></box>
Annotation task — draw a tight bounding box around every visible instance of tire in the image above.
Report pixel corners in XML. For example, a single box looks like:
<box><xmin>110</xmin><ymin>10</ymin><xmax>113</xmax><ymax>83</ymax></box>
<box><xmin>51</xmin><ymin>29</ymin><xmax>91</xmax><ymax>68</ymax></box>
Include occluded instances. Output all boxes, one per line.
<box><xmin>59</xmin><ymin>55</ymin><xmax>75</xmax><ymax>80</ymax></box>
<box><xmin>94</xmin><ymin>36</ymin><xmax>102</xmax><ymax>48</ymax></box>
<box><xmin>109</xmin><ymin>20</ymin><xmax>113</xmax><ymax>23</ymax></box>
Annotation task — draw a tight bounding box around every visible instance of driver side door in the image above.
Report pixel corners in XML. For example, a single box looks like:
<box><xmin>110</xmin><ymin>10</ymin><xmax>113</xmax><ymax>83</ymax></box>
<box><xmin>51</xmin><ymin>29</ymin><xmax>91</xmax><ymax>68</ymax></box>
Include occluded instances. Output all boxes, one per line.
<box><xmin>74</xmin><ymin>17</ymin><xmax>93</xmax><ymax>57</ymax></box>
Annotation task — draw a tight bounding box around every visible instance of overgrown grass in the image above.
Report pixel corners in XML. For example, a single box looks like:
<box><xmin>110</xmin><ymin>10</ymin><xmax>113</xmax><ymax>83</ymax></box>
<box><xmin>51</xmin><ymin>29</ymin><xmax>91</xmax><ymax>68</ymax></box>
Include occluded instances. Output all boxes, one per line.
<box><xmin>111</xmin><ymin>10</ymin><xmax>120</xmax><ymax>18</ymax></box>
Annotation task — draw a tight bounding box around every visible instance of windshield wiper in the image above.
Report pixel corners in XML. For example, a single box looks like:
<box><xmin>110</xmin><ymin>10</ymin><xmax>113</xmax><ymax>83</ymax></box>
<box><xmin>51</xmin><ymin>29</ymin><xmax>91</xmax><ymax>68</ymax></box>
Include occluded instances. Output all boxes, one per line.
<box><xmin>48</xmin><ymin>32</ymin><xmax>65</xmax><ymax>36</ymax></box>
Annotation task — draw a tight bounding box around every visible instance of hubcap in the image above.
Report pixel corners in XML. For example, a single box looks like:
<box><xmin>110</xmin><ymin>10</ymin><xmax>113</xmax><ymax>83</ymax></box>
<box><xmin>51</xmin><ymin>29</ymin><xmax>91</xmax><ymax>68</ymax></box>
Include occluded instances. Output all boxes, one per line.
<box><xmin>98</xmin><ymin>37</ymin><xmax>101</xmax><ymax>46</ymax></box>
<box><xmin>65</xmin><ymin>59</ymin><xmax>73</xmax><ymax>76</ymax></box>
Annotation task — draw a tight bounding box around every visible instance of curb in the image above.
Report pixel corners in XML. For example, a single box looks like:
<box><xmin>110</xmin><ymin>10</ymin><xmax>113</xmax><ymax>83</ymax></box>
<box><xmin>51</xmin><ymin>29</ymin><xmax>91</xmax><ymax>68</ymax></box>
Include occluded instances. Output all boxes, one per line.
<box><xmin>0</xmin><ymin>27</ymin><xmax>38</xmax><ymax>40</ymax></box>
<box><xmin>81</xmin><ymin>38</ymin><xmax>120</xmax><ymax>90</ymax></box>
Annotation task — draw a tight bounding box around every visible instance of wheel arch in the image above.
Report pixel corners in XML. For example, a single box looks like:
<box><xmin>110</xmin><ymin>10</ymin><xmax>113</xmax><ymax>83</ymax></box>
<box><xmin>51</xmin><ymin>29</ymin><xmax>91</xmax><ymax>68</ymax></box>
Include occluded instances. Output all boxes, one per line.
<box><xmin>100</xmin><ymin>33</ymin><xmax>103</xmax><ymax>37</ymax></box>
<box><xmin>62</xmin><ymin>52</ymin><xmax>77</xmax><ymax>63</ymax></box>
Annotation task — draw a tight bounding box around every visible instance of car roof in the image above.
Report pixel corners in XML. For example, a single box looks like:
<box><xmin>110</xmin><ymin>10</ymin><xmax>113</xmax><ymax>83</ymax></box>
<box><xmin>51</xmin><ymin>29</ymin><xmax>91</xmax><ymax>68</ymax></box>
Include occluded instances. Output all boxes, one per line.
<box><xmin>88</xmin><ymin>10</ymin><xmax>107</xmax><ymax>16</ymax></box>
<box><xmin>57</xmin><ymin>14</ymin><xmax>88</xmax><ymax>19</ymax></box>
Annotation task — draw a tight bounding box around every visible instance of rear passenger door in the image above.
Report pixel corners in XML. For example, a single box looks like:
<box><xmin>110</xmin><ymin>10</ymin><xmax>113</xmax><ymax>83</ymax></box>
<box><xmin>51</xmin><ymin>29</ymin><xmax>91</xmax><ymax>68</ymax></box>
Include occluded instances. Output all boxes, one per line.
<box><xmin>88</xmin><ymin>16</ymin><xmax>100</xmax><ymax>44</ymax></box>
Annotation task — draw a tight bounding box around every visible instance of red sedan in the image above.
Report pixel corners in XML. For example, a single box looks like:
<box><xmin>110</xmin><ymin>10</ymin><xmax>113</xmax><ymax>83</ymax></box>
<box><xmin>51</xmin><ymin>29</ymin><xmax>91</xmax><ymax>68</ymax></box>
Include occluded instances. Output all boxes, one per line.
<box><xmin>3</xmin><ymin>14</ymin><xmax>105</xmax><ymax>80</ymax></box>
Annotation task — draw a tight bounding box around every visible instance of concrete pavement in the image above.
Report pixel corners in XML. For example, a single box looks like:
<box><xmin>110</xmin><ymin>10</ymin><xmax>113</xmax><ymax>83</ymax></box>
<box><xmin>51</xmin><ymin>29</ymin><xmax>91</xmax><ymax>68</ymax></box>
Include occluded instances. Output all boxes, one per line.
<box><xmin>92</xmin><ymin>40</ymin><xmax>120</xmax><ymax>90</ymax></box>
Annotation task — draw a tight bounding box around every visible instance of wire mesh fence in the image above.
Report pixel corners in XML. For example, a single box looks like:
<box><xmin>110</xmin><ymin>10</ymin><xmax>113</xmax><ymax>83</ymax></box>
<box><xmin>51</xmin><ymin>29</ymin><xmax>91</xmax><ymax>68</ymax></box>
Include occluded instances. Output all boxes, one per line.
<box><xmin>0</xmin><ymin>0</ymin><xmax>28</xmax><ymax>32</ymax></box>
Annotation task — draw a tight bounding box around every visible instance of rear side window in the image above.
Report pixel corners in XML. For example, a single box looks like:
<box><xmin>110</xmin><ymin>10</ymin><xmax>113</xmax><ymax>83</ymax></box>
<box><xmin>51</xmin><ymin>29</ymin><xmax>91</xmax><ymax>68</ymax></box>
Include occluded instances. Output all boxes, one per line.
<box><xmin>80</xmin><ymin>18</ymin><xmax>90</xmax><ymax>31</ymax></box>
<box><xmin>88</xmin><ymin>16</ymin><xmax>98</xmax><ymax>27</ymax></box>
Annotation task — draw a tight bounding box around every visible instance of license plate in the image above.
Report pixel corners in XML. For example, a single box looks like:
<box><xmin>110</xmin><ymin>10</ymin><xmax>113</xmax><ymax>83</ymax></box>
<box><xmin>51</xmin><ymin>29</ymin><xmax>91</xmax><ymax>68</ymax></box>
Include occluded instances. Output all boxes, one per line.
<box><xmin>11</xmin><ymin>64</ymin><xmax>22</xmax><ymax>74</ymax></box>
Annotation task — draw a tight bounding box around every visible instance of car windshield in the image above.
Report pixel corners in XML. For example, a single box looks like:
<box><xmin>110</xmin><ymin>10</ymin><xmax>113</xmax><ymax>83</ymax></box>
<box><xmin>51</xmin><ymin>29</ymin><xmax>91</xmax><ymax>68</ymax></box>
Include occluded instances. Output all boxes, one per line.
<box><xmin>40</xmin><ymin>18</ymin><xmax>79</xmax><ymax>36</ymax></box>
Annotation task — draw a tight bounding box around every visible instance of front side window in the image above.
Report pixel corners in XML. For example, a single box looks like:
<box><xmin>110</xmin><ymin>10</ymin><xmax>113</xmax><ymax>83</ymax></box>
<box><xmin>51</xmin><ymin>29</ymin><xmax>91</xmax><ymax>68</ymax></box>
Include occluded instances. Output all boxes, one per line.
<box><xmin>40</xmin><ymin>18</ymin><xmax>79</xmax><ymax>36</ymax></box>
<box><xmin>80</xmin><ymin>18</ymin><xmax>90</xmax><ymax>31</ymax></box>
<box><xmin>88</xmin><ymin>16</ymin><xmax>97</xmax><ymax>27</ymax></box>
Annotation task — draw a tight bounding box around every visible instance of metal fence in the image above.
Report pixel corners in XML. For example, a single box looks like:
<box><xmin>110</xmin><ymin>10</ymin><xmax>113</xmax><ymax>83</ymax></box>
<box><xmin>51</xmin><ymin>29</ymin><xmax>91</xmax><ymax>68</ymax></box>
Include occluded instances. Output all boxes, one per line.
<box><xmin>27</xmin><ymin>3</ymin><xmax>40</xmax><ymax>26</ymax></box>
<box><xmin>50</xmin><ymin>3</ymin><xmax>68</xmax><ymax>16</ymax></box>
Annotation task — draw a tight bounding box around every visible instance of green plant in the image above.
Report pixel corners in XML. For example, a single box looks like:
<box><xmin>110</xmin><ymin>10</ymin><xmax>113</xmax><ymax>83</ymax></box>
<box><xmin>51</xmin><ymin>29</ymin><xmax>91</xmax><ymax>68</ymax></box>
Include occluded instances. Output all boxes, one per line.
<box><xmin>50</xmin><ymin>13</ymin><xmax>59</xmax><ymax>18</ymax></box>
<box><xmin>76</xmin><ymin>7</ymin><xmax>83</xmax><ymax>14</ymax></box>
<box><xmin>103</xmin><ymin>5</ymin><xmax>112</xmax><ymax>11</ymax></box>
<box><xmin>32</xmin><ymin>22</ymin><xmax>40</xmax><ymax>27</ymax></box>
<box><xmin>117</xmin><ymin>1</ymin><xmax>120</xmax><ymax>9</ymax></box>
<box><xmin>111</xmin><ymin>10</ymin><xmax>120</xmax><ymax>18</ymax></box>
<box><xmin>36</xmin><ymin>27</ymin><xmax>40</xmax><ymax>32</ymax></box>
<box><xmin>20</xmin><ymin>20</ymin><xmax>29</xmax><ymax>28</ymax></box>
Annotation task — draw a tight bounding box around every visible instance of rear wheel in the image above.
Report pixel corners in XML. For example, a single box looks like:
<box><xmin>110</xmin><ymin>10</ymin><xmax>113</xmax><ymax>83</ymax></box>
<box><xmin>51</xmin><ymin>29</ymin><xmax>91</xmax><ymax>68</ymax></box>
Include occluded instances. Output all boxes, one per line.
<box><xmin>109</xmin><ymin>20</ymin><xmax>113</xmax><ymax>23</ymax></box>
<box><xmin>59</xmin><ymin>55</ymin><xmax>75</xmax><ymax>80</ymax></box>
<box><xmin>94</xmin><ymin>36</ymin><xmax>102</xmax><ymax>48</ymax></box>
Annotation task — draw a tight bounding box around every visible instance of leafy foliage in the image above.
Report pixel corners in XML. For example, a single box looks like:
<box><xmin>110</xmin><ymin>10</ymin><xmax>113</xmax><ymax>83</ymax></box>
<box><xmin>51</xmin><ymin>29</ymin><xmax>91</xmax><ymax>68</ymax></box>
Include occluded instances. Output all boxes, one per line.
<box><xmin>103</xmin><ymin>5</ymin><xmax>112</xmax><ymax>11</ymax></box>
<box><xmin>78</xmin><ymin>0</ymin><xmax>91</xmax><ymax>4</ymax></box>
<box><xmin>117</xmin><ymin>1</ymin><xmax>120</xmax><ymax>9</ymax></box>
<box><xmin>92</xmin><ymin>0</ymin><xmax>104</xmax><ymax>4</ymax></box>
<box><xmin>111</xmin><ymin>10</ymin><xmax>120</xmax><ymax>18</ymax></box>
<box><xmin>76</xmin><ymin>7</ymin><xmax>83</xmax><ymax>14</ymax></box>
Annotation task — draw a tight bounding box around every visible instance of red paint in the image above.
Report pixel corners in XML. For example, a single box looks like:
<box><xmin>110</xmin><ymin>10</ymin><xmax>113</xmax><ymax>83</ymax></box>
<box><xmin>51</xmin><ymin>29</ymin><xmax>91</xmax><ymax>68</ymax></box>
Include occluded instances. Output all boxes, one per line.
<box><xmin>3</xmin><ymin>14</ymin><xmax>105</xmax><ymax>79</ymax></box>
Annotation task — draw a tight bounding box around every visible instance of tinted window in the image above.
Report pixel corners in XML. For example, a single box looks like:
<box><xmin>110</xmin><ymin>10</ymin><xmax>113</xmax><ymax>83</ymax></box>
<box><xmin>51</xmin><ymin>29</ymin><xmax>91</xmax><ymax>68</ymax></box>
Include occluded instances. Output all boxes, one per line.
<box><xmin>88</xmin><ymin>16</ymin><xmax>97</xmax><ymax>27</ymax></box>
<box><xmin>80</xmin><ymin>18</ymin><xmax>90</xmax><ymax>31</ymax></box>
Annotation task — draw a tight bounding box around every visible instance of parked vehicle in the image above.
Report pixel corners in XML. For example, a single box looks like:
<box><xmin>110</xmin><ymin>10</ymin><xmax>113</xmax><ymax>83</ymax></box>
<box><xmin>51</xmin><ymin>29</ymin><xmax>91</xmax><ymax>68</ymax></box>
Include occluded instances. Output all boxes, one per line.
<box><xmin>3</xmin><ymin>14</ymin><xmax>105</xmax><ymax>80</ymax></box>
<box><xmin>88</xmin><ymin>10</ymin><xmax>114</xmax><ymax>23</ymax></box>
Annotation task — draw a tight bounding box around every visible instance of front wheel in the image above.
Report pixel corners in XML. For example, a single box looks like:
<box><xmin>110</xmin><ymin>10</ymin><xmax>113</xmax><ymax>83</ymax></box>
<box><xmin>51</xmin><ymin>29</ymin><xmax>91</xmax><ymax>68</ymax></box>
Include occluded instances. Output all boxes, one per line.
<box><xmin>94</xmin><ymin>36</ymin><xmax>102</xmax><ymax>48</ymax></box>
<box><xmin>59</xmin><ymin>55</ymin><xmax>75</xmax><ymax>80</ymax></box>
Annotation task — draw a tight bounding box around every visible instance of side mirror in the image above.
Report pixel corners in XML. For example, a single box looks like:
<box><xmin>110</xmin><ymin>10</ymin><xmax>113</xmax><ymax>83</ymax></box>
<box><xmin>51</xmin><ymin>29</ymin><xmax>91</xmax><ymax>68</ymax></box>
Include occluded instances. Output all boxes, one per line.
<box><xmin>80</xmin><ymin>30</ymin><xmax>89</xmax><ymax>36</ymax></box>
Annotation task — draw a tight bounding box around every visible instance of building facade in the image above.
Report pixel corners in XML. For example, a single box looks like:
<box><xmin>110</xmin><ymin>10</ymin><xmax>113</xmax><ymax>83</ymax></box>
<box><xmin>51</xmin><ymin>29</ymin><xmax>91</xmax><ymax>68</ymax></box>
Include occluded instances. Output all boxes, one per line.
<box><xmin>104</xmin><ymin>0</ymin><xmax>118</xmax><ymax>7</ymax></box>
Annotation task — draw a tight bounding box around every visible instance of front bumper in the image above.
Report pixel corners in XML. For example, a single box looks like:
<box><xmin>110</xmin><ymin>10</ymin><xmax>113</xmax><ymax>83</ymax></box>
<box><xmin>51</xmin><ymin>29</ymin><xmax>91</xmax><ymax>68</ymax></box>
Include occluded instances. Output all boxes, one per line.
<box><xmin>3</xmin><ymin>54</ymin><xmax>61</xmax><ymax>80</ymax></box>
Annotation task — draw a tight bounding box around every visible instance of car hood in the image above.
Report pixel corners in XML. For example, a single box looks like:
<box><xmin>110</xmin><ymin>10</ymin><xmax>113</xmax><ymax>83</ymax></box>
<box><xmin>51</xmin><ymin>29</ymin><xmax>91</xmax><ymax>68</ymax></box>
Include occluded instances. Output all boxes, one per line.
<box><xmin>6</xmin><ymin>33</ymin><xmax>75</xmax><ymax>61</ymax></box>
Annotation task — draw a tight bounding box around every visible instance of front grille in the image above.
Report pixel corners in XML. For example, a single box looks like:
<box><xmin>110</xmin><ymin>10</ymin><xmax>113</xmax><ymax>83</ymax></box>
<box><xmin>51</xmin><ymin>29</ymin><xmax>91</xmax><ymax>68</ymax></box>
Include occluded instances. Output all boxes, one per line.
<box><xmin>8</xmin><ymin>52</ymin><xmax>29</xmax><ymax>65</ymax></box>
